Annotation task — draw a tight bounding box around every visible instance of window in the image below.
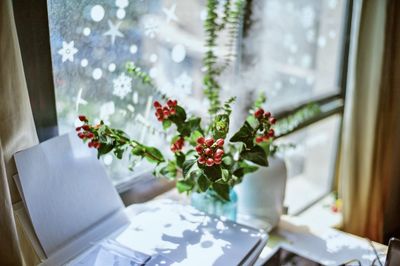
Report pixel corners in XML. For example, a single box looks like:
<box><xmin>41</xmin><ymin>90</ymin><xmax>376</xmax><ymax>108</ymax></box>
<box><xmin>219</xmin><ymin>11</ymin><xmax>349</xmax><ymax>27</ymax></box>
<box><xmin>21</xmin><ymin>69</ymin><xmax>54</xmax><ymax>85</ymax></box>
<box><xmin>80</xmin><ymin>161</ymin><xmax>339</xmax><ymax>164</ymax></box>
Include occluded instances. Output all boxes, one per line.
<box><xmin>47</xmin><ymin>0</ymin><xmax>236</xmax><ymax>184</ymax></box>
<box><xmin>43</xmin><ymin>0</ymin><xmax>352</xmax><ymax>210</ymax></box>
<box><xmin>241</xmin><ymin>0</ymin><xmax>351</xmax><ymax>214</ymax></box>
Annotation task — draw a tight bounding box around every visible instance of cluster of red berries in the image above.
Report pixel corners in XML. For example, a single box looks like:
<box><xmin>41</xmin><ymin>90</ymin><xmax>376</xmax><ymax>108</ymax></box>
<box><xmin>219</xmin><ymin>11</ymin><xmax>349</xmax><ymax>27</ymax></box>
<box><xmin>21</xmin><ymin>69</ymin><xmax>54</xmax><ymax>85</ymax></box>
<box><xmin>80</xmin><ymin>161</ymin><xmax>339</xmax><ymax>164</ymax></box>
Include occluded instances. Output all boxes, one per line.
<box><xmin>195</xmin><ymin>137</ymin><xmax>225</xmax><ymax>166</ymax></box>
<box><xmin>76</xmin><ymin>115</ymin><xmax>101</xmax><ymax>149</ymax></box>
<box><xmin>170</xmin><ymin>137</ymin><xmax>184</xmax><ymax>153</ymax></box>
<box><xmin>253</xmin><ymin>108</ymin><xmax>277</xmax><ymax>143</ymax></box>
<box><xmin>154</xmin><ymin>99</ymin><xmax>177</xmax><ymax>121</ymax></box>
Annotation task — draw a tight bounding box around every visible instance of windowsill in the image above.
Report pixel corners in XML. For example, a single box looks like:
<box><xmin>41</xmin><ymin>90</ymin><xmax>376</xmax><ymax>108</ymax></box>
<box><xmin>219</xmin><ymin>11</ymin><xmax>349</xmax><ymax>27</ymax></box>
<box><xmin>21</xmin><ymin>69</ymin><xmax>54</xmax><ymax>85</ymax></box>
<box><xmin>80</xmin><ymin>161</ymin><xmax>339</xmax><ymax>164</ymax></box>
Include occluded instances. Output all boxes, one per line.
<box><xmin>296</xmin><ymin>192</ymin><xmax>343</xmax><ymax>229</ymax></box>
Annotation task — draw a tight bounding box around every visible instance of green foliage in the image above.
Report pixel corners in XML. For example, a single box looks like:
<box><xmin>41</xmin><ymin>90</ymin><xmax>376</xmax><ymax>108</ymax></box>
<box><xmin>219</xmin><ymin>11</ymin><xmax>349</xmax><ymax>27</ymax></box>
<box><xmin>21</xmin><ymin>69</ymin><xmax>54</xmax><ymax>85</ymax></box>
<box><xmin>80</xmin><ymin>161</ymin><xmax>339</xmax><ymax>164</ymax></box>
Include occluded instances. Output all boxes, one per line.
<box><xmin>274</xmin><ymin>103</ymin><xmax>321</xmax><ymax>136</ymax></box>
<box><xmin>126</xmin><ymin>62</ymin><xmax>153</xmax><ymax>86</ymax></box>
<box><xmin>230</xmin><ymin>121</ymin><xmax>254</xmax><ymax>147</ymax></box>
<box><xmin>77</xmin><ymin>1</ymin><xmax>322</xmax><ymax>202</ymax></box>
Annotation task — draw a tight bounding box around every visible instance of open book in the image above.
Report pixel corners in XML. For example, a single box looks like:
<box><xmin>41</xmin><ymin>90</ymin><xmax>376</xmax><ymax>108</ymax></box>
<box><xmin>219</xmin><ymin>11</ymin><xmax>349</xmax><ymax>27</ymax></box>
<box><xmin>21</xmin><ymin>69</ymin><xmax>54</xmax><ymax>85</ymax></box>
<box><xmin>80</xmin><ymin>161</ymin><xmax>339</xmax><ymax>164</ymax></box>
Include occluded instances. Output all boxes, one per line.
<box><xmin>13</xmin><ymin>134</ymin><xmax>267</xmax><ymax>265</ymax></box>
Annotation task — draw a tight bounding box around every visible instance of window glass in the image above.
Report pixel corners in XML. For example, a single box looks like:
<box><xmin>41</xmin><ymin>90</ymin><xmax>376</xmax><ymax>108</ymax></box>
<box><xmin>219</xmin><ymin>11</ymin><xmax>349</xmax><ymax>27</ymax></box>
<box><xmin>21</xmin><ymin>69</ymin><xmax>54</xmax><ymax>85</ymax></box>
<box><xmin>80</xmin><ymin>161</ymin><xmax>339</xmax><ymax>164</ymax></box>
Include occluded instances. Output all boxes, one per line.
<box><xmin>277</xmin><ymin>115</ymin><xmax>341</xmax><ymax>214</ymax></box>
<box><xmin>47</xmin><ymin>0</ymin><xmax>235</xmax><ymax>184</ymax></box>
<box><xmin>242</xmin><ymin>0</ymin><xmax>348</xmax><ymax>111</ymax></box>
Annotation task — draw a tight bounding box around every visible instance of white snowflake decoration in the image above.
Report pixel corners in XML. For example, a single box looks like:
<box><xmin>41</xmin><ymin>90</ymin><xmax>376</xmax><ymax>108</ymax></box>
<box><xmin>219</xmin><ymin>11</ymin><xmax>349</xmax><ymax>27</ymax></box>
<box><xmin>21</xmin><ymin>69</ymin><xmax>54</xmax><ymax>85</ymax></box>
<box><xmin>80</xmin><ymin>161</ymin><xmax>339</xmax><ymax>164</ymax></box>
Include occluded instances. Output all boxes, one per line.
<box><xmin>162</xmin><ymin>4</ymin><xmax>179</xmax><ymax>24</ymax></box>
<box><xmin>113</xmin><ymin>73</ymin><xmax>132</xmax><ymax>99</ymax></box>
<box><xmin>174</xmin><ymin>72</ymin><xmax>192</xmax><ymax>95</ymax></box>
<box><xmin>103</xmin><ymin>20</ymin><xmax>124</xmax><ymax>45</ymax></box>
<box><xmin>143</xmin><ymin>18</ymin><xmax>159</xmax><ymax>38</ymax></box>
<box><xmin>75</xmin><ymin>88</ymin><xmax>88</xmax><ymax>112</ymax></box>
<box><xmin>58</xmin><ymin>41</ymin><xmax>78</xmax><ymax>62</ymax></box>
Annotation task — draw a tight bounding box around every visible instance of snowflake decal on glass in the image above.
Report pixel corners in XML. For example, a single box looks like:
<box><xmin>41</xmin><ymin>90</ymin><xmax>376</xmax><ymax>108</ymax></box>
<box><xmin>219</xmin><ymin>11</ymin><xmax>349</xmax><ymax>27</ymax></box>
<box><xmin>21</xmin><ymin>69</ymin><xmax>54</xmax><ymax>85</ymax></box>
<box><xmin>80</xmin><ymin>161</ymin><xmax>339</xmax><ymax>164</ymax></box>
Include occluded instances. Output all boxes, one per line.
<box><xmin>113</xmin><ymin>73</ymin><xmax>132</xmax><ymax>99</ymax></box>
<box><xmin>58</xmin><ymin>41</ymin><xmax>78</xmax><ymax>62</ymax></box>
<box><xmin>143</xmin><ymin>17</ymin><xmax>159</xmax><ymax>38</ymax></box>
<box><xmin>103</xmin><ymin>20</ymin><xmax>124</xmax><ymax>45</ymax></box>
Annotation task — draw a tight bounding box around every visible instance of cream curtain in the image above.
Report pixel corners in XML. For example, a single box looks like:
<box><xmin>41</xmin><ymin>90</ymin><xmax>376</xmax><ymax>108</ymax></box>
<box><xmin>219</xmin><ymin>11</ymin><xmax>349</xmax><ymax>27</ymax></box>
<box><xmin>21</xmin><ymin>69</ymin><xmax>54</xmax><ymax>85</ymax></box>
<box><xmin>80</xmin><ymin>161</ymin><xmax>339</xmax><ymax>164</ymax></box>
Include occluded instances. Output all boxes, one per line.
<box><xmin>338</xmin><ymin>0</ymin><xmax>387</xmax><ymax>241</ymax></box>
<box><xmin>0</xmin><ymin>0</ymin><xmax>39</xmax><ymax>265</ymax></box>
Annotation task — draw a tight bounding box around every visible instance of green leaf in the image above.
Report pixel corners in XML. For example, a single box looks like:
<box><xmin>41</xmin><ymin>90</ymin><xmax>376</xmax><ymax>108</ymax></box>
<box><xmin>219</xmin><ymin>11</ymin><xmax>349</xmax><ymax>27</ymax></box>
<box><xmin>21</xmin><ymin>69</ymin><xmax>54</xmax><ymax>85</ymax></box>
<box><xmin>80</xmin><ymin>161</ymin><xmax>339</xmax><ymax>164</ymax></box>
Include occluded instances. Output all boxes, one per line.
<box><xmin>175</xmin><ymin>152</ymin><xmax>185</xmax><ymax>168</ymax></box>
<box><xmin>240</xmin><ymin>145</ymin><xmax>269</xmax><ymax>166</ymax></box>
<box><xmin>197</xmin><ymin>173</ymin><xmax>210</xmax><ymax>192</ymax></box>
<box><xmin>246</xmin><ymin>115</ymin><xmax>260</xmax><ymax>130</ymax></box>
<box><xmin>170</xmin><ymin>105</ymin><xmax>187</xmax><ymax>124</ymax></box>
<box><xmin>222</xmin><ymin>155</ymin><xmax>233</xmax><ymax>166</ymax></box>
<box><xmin>154</xmin><ymin>161</ymin><xmax>177</xmax><ymax>179</ymax></box>
<box><xmin>203</xmin><ymin>165</ymin><xmax>222</xmax><ymax>181</ymax></box>
<box><xmin>113</xmin><ymin>147</ymin><xmax>125</xmax><ymax>159</ymax></box>
<box><xmin>143</xmin><ymin>146</ymin><xmax>165</xmax><ymax>163</ymax></box>
<box><xmin>162</xmin><ymin>120</ymin><xmax>172</xmax><ymax>130</ymax></box>
<box><xmin>221</xmin><ymin>169</ymin><xmax>230</xmax><ymax>182</ymax></box>
<box><xmin>211</xmin><ymin>183</ymin><xmax>230</xmax><ymax>201</ymax></box>
<box><xmin>97</xmin><ymin>143</ymin><xmax>114</xmax><ymax>158</ymax></box>
<box><xmin>230</xmin><ymin>121</ymin><xmax>255</xmax><ymax>147</ymax></box>
<box><xmin>176</xmin><ymin>179</ymin><xmax>194</xmax><ymax>193</ymax></box>
<box><xmin>187</xmin><ymin>117</ymin><xmax>202</xmax><ymax>132</ymax></box>
<box><xmin>211</xmin><ymin>114</ymin><xmax>230</xmax><ymax>139</ymax></box>
<box><xmin>183</xmin><ymin>159</ymin><xmax>197</xmax><ymax>178</ymax></box>
<box><xmin>188</xmin><ymin>130</ymin><xmax>203</xmax><ymax>146</ymax></box>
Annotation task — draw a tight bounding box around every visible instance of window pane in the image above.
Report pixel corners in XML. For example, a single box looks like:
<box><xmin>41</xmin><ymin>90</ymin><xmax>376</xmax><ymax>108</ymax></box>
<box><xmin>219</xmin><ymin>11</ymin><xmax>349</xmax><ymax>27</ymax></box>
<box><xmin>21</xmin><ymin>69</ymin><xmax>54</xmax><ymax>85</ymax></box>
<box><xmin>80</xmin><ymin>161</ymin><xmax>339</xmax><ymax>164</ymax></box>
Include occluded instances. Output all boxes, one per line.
<box><xmin>277</xmin><ymin>115</ymin><xmax>341</xmax><ymax>214</ymax></box>
<box><xmin>47</xmin><ymin>0</ymin><xmax>235</xmax><ymax>184</ymax></box>
<box><xmin>242</xmin><ymin>0</ymin><xmax>348</xmax><ymax>111</ymax></box>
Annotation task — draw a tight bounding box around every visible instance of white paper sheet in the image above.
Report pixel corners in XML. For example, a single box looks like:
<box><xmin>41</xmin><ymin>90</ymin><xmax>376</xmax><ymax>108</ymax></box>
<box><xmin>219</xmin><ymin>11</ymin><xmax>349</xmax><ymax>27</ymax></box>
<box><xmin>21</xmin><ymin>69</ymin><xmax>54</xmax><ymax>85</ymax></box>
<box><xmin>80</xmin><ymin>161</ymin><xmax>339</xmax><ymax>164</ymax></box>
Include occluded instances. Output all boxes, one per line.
<box><xmin>117</xmin><ymin>199</ymin><xmax>268</xmax><ymax>266</ymax></box>
<box><xmin>14</xmin><ymin>134</ymin><xmax>127</xmax><ymax>258</ymax></box>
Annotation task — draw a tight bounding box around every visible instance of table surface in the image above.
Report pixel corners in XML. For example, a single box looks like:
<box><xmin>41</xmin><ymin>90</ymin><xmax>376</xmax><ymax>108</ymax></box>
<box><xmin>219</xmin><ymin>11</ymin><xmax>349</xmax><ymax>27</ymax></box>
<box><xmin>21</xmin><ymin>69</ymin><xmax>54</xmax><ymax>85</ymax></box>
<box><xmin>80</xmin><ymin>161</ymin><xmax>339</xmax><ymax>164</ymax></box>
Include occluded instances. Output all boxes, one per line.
<box><xmin>157</xmin><ymin>190</ymin><xmax>387</xmax><ymax>266</ymax></box>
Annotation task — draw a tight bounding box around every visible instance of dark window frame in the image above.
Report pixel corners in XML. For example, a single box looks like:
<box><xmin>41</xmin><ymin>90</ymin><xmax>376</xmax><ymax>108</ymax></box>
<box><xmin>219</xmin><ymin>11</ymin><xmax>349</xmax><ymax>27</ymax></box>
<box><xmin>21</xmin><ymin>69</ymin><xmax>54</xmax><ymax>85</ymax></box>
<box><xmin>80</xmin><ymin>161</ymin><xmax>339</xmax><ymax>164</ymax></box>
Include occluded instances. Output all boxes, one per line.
<box><xmin>13</xmin><ymin>0</ymin><xmax>353</xmax><ymax>209</ymax></box>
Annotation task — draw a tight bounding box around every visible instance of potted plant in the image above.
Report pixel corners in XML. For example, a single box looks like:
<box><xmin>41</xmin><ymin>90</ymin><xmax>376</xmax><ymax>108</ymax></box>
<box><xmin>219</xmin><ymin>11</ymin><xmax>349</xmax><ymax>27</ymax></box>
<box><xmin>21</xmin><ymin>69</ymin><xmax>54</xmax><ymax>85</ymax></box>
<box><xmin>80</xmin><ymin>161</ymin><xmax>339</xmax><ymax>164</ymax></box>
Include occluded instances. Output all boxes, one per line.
<box><xmin>75</xmin><ymin>0</ymin><xmax>321</xmax><ymax>221</ymax></box>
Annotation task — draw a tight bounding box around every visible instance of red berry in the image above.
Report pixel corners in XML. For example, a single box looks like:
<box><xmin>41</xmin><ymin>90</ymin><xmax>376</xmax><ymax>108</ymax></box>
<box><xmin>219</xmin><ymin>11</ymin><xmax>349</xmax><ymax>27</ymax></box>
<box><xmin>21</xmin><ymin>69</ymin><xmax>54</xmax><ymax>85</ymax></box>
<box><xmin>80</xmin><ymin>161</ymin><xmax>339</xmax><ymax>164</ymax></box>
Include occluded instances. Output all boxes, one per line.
<box><xmin>214</xmin><ymin>157</ymin><xmax>222</xmax><ymax>165</ymax></box>
<box><xmin>78</xmin><ymin>132</ymin><xmax>85</xmax><ymax>139</ymax></box>
<box><xmin>167</xmin><ymin>99</ymin><xmax>174</xmax><ymax>107</ymax></box>
<box><xmin>264</xmin><ymin>111</ymin><xmax>271</xmax><ymax>118</ymax></box>
<box><xmin>75</xmin><ymin>126</ymin><xmax>81</xmax><ymax>131</ymax></box>
<box><xmin>215</xmin><ymin>149</ymin><xmax>224</xmax><ymax>157</ymax></box>
<box><xmin>254</xmin><ymin>108</ymin><xmax>264</xmax><ymax>118</ymax></box>
<box><xmin>82</xmin><ymin>125</ymin><xmax>90</xmax><ymax>131</ymax></box>
<box><xmin>78</xmin><ymin>115</ymin><xmax>87</xmax><ymax>122</ymax></box>
<box><xmin>170</xmin><ymin>108</ymin><xmax>176</xmax><ymax>115</ymax></box>
<box><xmin>255</xmin><ymin>136</ymin><xmax>264</xmax><ymax>143</ymax></box>
<box><xmin>153</xmin><ymin>101</ymin><xmax>162</xmax><ymax>108</ymax></box>
<box><xmin>216</xmin><ymin>138</ymin><xmax>224</xmax><ymax>147</ymax></box>
<box><xmin>86</xmin><ymin>132</ymin><xmax>94</xmax><ymax>139</ymax></box>
<box><xmin>172</xmin><ymin>100</ymin><xmax>178</xmax><ymax>106</ymax></box>
<box><xmin>269</xmin><ymin>117</ymin><xmax>277</xmax><ymax>124</ymax></box>
<box><xmin>268</xmin><ymin>129</ymin><xmax>275</xmax><ymax>137</ymax></box>
<box><xmin>206</xmin><ymin>158</ymin><xmax>214</xmax><ymax>166</ymax></box>
<box><xmin>205</xmin><ymin>138</ymin><xmax>214</xmax><ymax>147</ymax></box>
<box><xmin>88</xmin><ymin>142</ymin><xmax>94</xmax><ymax>148</ymax></box>
<box><xmin>197</xmin><ymin>137</ymin><xmax>205</xmax><ymax>145</ymax></box>
<box><xmin>263</xmin><ymin>135</ymin><xmax>270</xmax><ymax>141</ymax></box>
<box><xmin>198</xmin><ymin>156</ymin><xmax>206</xmax><ymax>164</ymax></box>
<box><xmin>156</xmin><ymin>108</ymin><xmax>163</xmax><ymax>115</ymax></box>
<box><xmin>163</xmin><ymin>110</ymin><xmax>170</xmax><ymax>117</ymax></box>
<box><xmin>94</xmin><ymin>142</ymin><xmax>101</xmax><ymax>149</ymax></box>
<box><xmin>157</xmin><ymin>117</ymin><xmax>163</xmax><ymax>122</ymax></box>
<box><xmin>195</xmin><ymin>144</ymin><xmax>203</xmax><ymax>154</ymax></box>
<box><xmin>170</xmin><ymin>144</ymin><xmax>176</xmax><ymax>152</ymax></box>
<box><xmin>204</xmin><ymin>148</ymin><xmax>213</xmax><ymax>156</ymax></box>
<box><xmin>331</xmin><ymin>206</ymin><xmax>338</xmax><ymax>213</ymax></box>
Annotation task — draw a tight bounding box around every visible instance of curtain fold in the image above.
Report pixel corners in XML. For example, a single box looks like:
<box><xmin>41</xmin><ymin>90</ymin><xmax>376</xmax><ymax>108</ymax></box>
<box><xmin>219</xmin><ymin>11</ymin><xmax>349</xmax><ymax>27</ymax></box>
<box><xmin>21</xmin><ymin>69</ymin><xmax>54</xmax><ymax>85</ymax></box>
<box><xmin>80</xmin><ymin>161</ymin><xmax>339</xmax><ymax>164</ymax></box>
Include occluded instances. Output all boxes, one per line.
<box><xmin>374</xmin><ymin>0</ymin><xmax>400</xmax><ymax>242</ymax></box>
<box><xmin>0</xmin><ymin>0</ymin><xmax>39</xmax><ymax>264</ymax></box>
<box><xmin>338</xmin><ymin>0</ymin><xmax>387</xmax><ymax>242</ymax></box>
